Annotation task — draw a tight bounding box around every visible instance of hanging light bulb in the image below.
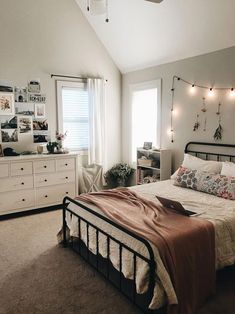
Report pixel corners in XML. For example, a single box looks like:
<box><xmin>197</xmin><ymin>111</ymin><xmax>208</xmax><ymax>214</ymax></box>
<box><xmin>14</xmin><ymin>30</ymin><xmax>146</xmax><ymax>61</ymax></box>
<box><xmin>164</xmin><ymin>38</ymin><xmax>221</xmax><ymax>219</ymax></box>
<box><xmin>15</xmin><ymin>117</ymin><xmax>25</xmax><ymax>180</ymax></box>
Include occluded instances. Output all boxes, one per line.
<box><xmin>190</xmin><ymin>84</ymin><xmax>196</xmax><ymax>94</ymax></box>
<box><xmin>208</xmin><ymin>88</ymin><xmax>214</xmax><ymax>97</ymax></box>
<box><xmin>230</xmin><ymin>88</ymin><xmax>235</xmax><ymax>97</ymax></box>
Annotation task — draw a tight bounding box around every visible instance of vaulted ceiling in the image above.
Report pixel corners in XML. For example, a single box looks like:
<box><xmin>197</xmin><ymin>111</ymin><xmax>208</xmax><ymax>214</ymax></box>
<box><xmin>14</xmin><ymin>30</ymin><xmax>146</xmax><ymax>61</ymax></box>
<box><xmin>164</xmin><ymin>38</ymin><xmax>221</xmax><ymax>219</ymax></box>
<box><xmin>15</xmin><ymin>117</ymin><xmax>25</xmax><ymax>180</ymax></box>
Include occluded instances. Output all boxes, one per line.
<box><xmin>76</xmin><ymin>0</ymin><xmax>235</xmax><ymax>73</ymax></box>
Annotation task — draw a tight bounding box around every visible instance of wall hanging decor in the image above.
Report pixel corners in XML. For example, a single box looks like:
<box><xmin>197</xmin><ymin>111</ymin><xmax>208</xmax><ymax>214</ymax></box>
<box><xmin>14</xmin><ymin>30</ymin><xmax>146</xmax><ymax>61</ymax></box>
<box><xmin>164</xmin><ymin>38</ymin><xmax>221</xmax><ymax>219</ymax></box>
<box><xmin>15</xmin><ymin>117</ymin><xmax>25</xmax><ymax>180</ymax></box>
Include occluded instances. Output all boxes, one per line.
<box><xmin>170</xmin><ymin>75</ymin><xmax>235</xmax><ymax>142</ymax></box>
<box><xmin>201</xmin><ymin>98</ymin><xmax>207</xmax><ymax>132</ymax></box>
<box><xmin>193</xmin><ymin>114</ymin><xmax>200</xmax><ymax>131</ymax></box>
<box><xmin>213</xmin><ymin>103</ymin><xmax>223</xmax><ymax>141</ymax></box>
<box><xmin>0</xmin><ymin>78</ymin><xmax>48</xmax><ymax>148</ymax></box>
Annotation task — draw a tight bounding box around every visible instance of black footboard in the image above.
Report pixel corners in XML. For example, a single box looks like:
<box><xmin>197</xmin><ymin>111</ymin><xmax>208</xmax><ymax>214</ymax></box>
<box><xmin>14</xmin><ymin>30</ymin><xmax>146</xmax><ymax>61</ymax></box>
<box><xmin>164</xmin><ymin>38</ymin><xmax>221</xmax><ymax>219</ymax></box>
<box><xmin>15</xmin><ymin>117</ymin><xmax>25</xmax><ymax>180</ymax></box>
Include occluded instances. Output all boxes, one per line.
<box><xmin>62</xmin><ymin>196</ymin><xmax>159</xmax><ymax>313</ymax></box>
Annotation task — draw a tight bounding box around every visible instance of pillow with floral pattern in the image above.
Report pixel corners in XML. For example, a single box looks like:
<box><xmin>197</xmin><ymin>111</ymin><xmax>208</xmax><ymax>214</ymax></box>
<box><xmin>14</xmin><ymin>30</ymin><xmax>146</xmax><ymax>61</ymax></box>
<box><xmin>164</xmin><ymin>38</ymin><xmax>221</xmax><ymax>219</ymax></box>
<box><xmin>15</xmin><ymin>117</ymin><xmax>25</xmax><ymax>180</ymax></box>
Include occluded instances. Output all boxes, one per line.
<box><xmin>174</xmin><ymin>166</ymin><xmax>235</xmax><ymax>200</ymax></box>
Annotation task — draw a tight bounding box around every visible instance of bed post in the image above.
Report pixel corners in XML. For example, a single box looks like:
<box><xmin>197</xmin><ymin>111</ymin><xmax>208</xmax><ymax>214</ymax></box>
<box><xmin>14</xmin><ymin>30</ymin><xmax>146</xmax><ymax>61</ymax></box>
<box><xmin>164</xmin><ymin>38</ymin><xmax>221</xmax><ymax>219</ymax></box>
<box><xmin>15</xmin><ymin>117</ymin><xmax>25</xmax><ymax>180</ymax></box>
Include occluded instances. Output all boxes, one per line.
<box><xmin>62</xmin><ymin>197</ymin><xmax>68</xmax><ymax>247</ymax></box>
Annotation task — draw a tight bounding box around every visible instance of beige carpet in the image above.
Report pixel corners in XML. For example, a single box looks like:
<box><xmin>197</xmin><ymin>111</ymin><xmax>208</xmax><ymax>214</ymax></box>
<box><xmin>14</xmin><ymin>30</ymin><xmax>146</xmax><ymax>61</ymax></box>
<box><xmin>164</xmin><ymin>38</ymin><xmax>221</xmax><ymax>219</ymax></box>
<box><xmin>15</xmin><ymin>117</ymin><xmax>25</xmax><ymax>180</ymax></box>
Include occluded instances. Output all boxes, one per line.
<box><xmin>0</xmin><ymin>211</ymin><xmax>234</xmax><ymax>314</ymax></box>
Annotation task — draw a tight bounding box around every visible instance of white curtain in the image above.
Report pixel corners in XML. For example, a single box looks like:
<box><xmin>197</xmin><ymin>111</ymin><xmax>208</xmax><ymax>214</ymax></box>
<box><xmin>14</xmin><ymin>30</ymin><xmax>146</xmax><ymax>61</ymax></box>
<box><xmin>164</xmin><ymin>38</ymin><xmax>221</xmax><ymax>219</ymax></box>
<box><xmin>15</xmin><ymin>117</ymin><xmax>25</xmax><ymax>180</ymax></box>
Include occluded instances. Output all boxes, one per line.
<box><xmin>87</xmin><ymin>78</ymin><xmax>106</xmax><ymax>167</ymax></box>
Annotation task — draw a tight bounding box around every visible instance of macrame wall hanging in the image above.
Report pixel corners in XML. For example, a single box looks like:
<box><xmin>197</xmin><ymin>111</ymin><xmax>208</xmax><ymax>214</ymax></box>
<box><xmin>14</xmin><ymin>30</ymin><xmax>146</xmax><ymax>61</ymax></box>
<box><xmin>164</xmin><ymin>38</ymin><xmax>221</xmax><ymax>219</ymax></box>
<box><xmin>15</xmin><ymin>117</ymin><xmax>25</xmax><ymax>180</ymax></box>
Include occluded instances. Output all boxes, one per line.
<box><xmin>170</xmin><ymin>76</ymin><xmax>234</xmax><ymax>143</ymax></box>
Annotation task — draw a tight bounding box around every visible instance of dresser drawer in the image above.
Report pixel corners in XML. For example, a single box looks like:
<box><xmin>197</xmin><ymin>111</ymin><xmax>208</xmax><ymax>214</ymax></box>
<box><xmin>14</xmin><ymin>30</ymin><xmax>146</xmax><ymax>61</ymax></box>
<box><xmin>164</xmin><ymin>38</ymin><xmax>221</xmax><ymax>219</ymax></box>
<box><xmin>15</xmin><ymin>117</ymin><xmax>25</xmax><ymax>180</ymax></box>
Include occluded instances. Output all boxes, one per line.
<box><xmin>35</xmin><ymin>184</ymin><xmax>75</xmax><ymax>206</ymax></box>
<box><xmin>0</xmin><ymin>163</ymin><xmax>9</xmax><ymax>178</ymax></box>
<box><xmin>34</xmin><ymin>160</ymin><xmax>55</xmax><ymax>174</ymax></box>
<box><xmin>35</xmin><ymin>171</ymin><xmax>75</xmax><ymax>187</ymax></box>
<box><xmin>56</xmin><ymin>158</ymin><xmax>75</xmax><ymax>172</ymax></box>
<box><xmin>0</xmin><ymin>189</ymin><xmax>35</xmax><ymax>212</ymax></box>
<box><xmin>11</xmin><ymin>162</ymin><xmax>33</xmax><ymax>176</ymax></box>
<box><xmin>0</xmin><ymin>176</ymin><xmax>33</xmax><ymax>193</ymax></box>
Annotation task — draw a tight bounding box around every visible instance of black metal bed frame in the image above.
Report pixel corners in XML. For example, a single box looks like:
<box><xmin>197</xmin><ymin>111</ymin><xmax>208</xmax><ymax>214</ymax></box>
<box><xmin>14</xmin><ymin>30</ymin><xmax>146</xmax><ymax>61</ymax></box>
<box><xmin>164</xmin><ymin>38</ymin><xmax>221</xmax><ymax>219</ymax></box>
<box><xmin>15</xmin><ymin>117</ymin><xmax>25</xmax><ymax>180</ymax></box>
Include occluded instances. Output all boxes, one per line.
<box><xmin>185</xmin><ymin>141</ymin><xmax>235</xmax><ymax>161</ymax></box>
<box><xmin>62</xmin><ymin>197</ymin><xmax>157</xmax><ymax>313</ymax></box>
<box><xmin>62</xmin><ymin>141</ymin><xmax>235</xmax><ymax>313</ymax></box>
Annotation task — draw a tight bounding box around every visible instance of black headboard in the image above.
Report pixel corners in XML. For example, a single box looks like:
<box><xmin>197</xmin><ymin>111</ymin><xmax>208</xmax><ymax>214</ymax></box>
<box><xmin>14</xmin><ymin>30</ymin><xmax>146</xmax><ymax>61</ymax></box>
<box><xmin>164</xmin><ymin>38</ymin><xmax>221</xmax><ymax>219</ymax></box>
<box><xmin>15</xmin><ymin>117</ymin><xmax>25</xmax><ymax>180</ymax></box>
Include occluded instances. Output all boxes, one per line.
<box><xmin>184</xmin><ymin>142</ymin><xmax>235</xmax><ymax>162</ymax></box>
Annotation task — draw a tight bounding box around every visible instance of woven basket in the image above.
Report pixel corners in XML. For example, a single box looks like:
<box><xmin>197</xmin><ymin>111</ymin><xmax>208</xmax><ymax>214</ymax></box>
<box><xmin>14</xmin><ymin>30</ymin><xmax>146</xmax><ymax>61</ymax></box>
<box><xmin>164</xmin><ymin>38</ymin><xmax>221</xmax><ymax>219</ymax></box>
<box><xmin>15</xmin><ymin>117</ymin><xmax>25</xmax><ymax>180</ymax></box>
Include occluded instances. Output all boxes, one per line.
<box><xmin>137</xmin><ymin>159</ymin><xmax>153</xmax><ymax>167</ymax></box>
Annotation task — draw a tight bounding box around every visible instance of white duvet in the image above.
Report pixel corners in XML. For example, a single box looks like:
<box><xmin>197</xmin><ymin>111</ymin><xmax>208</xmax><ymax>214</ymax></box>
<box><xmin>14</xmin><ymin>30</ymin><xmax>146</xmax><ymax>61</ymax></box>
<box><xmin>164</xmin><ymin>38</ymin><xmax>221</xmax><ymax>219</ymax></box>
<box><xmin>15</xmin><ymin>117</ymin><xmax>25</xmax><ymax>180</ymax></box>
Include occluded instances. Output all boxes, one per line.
<box><xmin>66</xmin><ymin>180</ymin><xmax>235</xmax><ymax>309</ymax></box>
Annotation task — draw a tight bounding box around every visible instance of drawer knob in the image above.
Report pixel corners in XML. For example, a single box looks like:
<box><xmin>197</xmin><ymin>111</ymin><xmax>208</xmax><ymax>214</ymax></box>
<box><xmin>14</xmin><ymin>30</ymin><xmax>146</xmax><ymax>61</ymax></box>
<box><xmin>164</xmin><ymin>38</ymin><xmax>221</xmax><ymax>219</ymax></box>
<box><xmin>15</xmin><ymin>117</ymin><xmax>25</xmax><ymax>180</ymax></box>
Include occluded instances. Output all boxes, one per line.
<box><xmin>65</xmin><ymin>163</ymin><xmax>68</xmax><ymax>166</ymax></box>
<box><xmin>21</xmin><ymin>182</ymin><xmax>25</xmax><ymax>185</ymax></box>
<box><xmin>65</xmin><ymin>176</ymin><xmax>68</xmax><ymax>179</ymax></box>
<box><xmin>21</xmin><ymin>168</ymin><xmax>24</xmax><ymax>171</ymax></box>
<box><xmin>66</xmin><ymin>192</ymin><xmax>69</xmax><ymax>194</ymax></box>
<box><xmin>44</xmin><ymin>179</ymin><xmax>47</xmax><ymax>182</ymax></box>
<box><xmin>45</xmin><ymin>195</ymin><xmax>48</xmax><ymax>198</ymax></box>
<box><xmin>44</xmin><ymin>165</ymin><xmax>47</xmax><ymax>168</ymax></box>
<box><xmin>22</xmin><ymin>199</ymin><xmax>25</xmax><ymax>202</ymax></box>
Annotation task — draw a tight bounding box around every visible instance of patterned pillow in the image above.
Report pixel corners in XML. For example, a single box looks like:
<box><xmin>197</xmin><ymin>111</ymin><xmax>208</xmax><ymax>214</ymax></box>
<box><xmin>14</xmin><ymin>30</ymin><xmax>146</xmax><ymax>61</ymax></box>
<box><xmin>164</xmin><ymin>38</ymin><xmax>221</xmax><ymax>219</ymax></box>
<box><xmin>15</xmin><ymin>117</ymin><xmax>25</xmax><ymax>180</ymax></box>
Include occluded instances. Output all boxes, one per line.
<box><xmin>174</xmin><ymin>166</ymin><xmax>235</xmax><ymax>200</ymax></box>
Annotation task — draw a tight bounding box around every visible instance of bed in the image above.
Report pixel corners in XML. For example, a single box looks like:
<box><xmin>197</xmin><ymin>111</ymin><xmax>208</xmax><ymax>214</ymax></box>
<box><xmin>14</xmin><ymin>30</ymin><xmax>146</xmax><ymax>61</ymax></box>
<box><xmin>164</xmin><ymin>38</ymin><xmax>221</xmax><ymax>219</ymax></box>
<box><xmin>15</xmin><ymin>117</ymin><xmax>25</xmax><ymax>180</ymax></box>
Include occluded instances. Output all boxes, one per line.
<box><xmin>62</xmin><ymin>142</ymin><xmax>235</xmax><ymax>313</ymax></box>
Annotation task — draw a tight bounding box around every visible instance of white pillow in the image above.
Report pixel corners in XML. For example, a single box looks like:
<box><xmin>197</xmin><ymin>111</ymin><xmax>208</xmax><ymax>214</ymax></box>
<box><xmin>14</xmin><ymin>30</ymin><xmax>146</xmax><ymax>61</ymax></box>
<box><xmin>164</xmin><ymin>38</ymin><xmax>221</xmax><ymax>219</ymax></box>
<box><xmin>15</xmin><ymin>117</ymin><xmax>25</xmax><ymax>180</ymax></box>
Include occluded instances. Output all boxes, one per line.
<box><xmin>171</xmin><ymin>154</ymin><xmax>222</xmax><ymax>179</ymax></box>
<box><xmin>221</xmin><ymin>161</ymin><xmax>235</xmax><ymax>177</ymax></box>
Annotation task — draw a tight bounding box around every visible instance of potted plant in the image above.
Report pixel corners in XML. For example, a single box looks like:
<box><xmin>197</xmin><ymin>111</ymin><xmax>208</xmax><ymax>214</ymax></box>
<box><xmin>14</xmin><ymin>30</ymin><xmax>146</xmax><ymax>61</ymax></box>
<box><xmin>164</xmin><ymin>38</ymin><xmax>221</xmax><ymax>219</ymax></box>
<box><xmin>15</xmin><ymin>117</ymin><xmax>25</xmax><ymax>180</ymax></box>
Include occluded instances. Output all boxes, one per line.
<box><xmin>46</xmin><ymin>141</ymin><xmax>58</xmax><ymax>154</ymax></box>
<box><xmin>105</xmin><ymin>163</ymin><xmax>133</xmax><ymax>188</ymax></box>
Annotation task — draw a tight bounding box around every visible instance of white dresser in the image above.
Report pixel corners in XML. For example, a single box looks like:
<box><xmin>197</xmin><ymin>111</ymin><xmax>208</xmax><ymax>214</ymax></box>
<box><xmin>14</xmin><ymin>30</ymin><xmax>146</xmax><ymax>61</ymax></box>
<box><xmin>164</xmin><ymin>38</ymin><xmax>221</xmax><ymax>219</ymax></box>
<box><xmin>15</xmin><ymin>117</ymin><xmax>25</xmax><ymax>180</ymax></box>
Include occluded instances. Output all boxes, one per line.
<box><xmin>0</xmin><ymin>153</ymin><xmax>78</xmax><ymax>216</ymax></box>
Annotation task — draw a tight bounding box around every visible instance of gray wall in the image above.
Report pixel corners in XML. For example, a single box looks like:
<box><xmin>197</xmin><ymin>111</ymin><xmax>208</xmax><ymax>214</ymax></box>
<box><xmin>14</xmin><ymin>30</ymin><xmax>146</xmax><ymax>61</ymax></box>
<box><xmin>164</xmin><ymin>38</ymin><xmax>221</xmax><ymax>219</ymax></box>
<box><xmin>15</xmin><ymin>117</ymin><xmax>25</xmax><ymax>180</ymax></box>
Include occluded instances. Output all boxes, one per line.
<box><xmin>122</xmin><ymin>47</ymin><xmax>235</xmax><ymax>171</ymax></box>
<box><xmin>0</xmin><ymin>0</ymin><xmax>121</xmax><ymax>169</ymax></box>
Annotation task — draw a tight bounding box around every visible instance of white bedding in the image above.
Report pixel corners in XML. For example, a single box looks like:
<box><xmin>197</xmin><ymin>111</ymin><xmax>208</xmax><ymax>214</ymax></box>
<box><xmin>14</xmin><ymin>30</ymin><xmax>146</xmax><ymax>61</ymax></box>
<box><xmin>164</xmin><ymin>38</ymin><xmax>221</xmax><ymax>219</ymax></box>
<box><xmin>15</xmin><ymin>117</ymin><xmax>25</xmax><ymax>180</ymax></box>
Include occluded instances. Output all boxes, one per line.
<box><xmin>66</xmin><ymin>180</ymin><xmax>235</xmax><ymax>309</ymax></box>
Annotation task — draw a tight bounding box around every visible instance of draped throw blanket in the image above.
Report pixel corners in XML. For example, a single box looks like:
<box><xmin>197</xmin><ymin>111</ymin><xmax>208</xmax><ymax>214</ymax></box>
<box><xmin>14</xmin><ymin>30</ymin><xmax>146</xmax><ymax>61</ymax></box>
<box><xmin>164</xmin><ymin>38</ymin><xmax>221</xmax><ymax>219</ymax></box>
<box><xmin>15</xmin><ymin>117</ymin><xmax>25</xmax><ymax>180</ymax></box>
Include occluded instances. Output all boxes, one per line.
<box><xmin>76</xmin><ymin>188</ymin><xmax>215</xmax><ymax>314</ymax></box>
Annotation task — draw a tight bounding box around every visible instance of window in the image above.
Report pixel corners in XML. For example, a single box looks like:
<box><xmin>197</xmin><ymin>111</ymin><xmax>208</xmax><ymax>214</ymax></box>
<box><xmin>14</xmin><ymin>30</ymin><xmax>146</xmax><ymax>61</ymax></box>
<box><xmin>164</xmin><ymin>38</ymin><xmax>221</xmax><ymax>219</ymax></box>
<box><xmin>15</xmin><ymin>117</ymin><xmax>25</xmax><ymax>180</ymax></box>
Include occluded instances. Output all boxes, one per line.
<box><xmin>57</xmin><ymin>81</ymin><xmax>89</xmax><ymax>151</ymax></box>
<box><xmin>130</xmin><ymin>79</ymin><xmax>161</xmax><ymax>164</ymax></box>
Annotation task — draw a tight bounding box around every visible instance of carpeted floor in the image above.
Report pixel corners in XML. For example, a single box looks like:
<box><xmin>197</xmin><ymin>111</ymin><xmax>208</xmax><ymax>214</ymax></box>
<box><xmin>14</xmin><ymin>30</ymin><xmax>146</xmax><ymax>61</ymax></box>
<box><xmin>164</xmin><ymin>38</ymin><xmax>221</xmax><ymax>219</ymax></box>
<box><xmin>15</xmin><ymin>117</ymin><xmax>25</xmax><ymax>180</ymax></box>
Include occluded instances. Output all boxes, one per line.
<box><xmin>0</xmin><ymin>211</ymin><xmax>234</xmax><ymax>314</ymax></box>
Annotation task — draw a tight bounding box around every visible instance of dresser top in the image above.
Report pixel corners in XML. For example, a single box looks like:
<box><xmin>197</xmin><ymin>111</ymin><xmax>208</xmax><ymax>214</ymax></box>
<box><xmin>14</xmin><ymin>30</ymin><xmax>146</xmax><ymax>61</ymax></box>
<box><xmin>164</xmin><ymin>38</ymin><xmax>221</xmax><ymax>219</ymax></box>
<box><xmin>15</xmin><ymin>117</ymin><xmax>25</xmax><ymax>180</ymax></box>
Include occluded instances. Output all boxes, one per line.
<box><xmin>0</xmin><ymin>152</ymin><xmax>79</xmax><ymax>162</ymax></box>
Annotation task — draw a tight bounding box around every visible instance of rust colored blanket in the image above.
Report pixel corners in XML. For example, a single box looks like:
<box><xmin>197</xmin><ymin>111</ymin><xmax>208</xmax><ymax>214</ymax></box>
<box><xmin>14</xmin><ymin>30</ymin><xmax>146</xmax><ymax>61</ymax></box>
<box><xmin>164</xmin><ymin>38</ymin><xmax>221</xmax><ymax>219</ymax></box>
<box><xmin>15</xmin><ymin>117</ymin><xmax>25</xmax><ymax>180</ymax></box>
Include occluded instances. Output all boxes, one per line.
<box><xmin>76</xmin><ymin>188</ymin><xmax>215</xmax><ymax>314</ymax></box>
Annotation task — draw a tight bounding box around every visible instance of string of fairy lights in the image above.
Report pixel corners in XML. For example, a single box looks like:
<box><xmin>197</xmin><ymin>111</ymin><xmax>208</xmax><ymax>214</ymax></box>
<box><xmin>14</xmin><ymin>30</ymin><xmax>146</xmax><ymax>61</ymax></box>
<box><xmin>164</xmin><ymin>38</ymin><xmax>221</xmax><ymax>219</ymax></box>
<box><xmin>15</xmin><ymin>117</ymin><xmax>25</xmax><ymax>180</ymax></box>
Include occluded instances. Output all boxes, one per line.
<box><xmin>170</xmin><ymin>75</ymin><xmax>235</xmax><ymax>143</ymax></box>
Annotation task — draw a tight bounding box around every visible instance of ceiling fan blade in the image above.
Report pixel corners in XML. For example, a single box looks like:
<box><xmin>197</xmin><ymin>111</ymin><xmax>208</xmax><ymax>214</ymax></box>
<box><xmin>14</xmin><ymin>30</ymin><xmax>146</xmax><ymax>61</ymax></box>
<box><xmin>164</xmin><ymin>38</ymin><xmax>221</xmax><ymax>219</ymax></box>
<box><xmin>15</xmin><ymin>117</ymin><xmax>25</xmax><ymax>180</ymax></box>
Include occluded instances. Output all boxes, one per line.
<box><xmin>145</xmin><ymin>0</ymin><xmax>164</xmax><ymax>3</ymax></box>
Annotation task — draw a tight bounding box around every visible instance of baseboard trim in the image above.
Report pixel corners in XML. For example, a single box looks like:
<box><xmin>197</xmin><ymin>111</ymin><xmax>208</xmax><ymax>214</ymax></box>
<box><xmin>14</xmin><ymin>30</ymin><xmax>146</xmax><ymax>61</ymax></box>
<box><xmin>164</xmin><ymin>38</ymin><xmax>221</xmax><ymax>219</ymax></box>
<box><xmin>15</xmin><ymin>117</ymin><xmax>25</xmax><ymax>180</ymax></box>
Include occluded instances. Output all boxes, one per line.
<box><xmin>0</xmin><ymin>204</ymin><xmax>62</xmax><ymax>221</ymax></box>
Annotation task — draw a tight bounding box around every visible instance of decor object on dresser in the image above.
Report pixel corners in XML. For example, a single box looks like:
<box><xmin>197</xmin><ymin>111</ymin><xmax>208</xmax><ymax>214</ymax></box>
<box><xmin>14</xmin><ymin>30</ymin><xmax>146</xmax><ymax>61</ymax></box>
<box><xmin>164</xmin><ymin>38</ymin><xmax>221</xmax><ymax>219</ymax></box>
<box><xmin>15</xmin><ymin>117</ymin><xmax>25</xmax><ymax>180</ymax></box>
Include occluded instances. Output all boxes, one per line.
<box><xmin>0</xmin><ymin>153</ymin><xmax>78</xmax><ymax>217</ymax></box>
<box><xmin>56</xmin><ymin>131</ymin><xmax>67</xmax><ymax>152</ymax></box>
<box><xmin>136</xmin><ymin>148</ymin><xmax>171</xmax><ymax>184</ymax></box>
<box><xmin>46</xmin><ymin>141</ymin><xmax>58</xmax><ymax>154</ymax></box>
<box><xmin>104</xmin><ymin>163</ymin><xmax>133</xmax><ymax>188</ymax></box>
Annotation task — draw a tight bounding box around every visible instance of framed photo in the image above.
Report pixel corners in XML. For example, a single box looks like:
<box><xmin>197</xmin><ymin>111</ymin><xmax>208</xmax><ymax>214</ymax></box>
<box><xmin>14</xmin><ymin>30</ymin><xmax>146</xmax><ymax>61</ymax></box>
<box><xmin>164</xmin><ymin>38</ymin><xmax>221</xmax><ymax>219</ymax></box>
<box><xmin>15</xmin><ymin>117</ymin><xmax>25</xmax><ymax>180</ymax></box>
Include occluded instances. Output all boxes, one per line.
<box><xmin>1</xmin><ymin>129</ymin><xmax>18</xmax><ymax>142</ymax></box>
<box><xmin>15</xmin><ymin>102</ymin><xmax>34</xmax><ymax>116</ymax></box>
<box><xmin>0</xmin><ymin>144</ymin><xmax>3</xmax><ymax>157</ymax></box>
<box><xmin>1</xmin><ymin>116</ymin><xmax>17</xmax><ymax>129</ymax></box>
<box><xmin>33</xmin><ymin>119</ymin><xmax>48</xmax><ymax>130</ymax></box>
<box><xmin>29</xmin><ymin>93</ymin><xmax>46</xmax><ymax>103</ymax></box>
<box><xmin>14</xmin><ymin>87</ymin><xmax>28</xmax><ymax>103</ymax></box>
<box><xmin>0</xmin><ymin>92</ymin><xmax>15</xmax><ymax>115</ymax></box>
<box><xmin>28</xmin><ymin>79</ymin><xmax>40</xmax><ymax>93</ymax></box>
<box><xmin>18</xmin><ymin>116</ymin><xmax>33</xmax><ymax>134</ymax></box>
<box><xmin>35</xmin><ymin>103</ymin><xmax>45</xmax><ymax>118</ymax></box>
<box><xmin>143</xmin><ymin>142</ymin><xmax>152</xmax><ymax>150</ymax></box>
<box><xmin>33</xmin><ymin>133</ymin><xmax>50</xmax><ymax>143</ymax></box>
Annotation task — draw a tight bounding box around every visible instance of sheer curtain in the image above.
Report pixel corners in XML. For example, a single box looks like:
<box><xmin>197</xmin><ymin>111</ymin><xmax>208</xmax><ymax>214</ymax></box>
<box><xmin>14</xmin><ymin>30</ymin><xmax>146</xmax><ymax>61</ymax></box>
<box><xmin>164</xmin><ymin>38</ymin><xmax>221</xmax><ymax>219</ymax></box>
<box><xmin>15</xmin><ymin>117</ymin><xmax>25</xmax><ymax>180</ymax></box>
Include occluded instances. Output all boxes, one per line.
<box><xmin>87</xmin><ymin>78</ymin><xmax>106</xmax><ymax>167</ymax></box>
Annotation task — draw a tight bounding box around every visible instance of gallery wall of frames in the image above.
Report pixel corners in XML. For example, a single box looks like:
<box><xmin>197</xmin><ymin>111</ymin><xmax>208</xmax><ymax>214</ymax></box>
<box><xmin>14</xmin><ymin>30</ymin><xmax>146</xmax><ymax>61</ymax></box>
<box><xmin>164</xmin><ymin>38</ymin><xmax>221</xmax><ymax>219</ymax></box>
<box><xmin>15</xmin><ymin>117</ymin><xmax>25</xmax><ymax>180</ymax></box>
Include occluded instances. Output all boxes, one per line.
<box><xmin>0</xmin><ymin>79</ymin><xmax>50</xmax><ymax>147</ymax></box>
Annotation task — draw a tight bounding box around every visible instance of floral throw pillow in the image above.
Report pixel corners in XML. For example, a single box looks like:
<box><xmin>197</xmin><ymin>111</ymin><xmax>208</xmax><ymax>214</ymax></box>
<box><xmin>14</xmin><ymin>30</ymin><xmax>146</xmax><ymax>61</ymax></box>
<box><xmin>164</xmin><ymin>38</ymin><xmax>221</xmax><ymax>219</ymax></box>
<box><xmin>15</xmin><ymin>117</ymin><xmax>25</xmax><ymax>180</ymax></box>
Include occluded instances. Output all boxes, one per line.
<box><xmin>174</xmin><ymin>166</ymin><xmax>235</xmax><ymax>200</ymax></box>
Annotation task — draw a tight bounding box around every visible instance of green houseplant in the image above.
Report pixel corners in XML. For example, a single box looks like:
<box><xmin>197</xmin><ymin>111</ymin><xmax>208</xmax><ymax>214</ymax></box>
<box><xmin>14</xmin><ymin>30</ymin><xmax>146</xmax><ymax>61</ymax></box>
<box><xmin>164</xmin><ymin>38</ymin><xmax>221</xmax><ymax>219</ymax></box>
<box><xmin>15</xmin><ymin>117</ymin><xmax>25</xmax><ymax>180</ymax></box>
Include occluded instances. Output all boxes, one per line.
<box><xmin>105</xmin><ymin>163</ymin><xmax>133</xmax><ymax>188</ymax></box>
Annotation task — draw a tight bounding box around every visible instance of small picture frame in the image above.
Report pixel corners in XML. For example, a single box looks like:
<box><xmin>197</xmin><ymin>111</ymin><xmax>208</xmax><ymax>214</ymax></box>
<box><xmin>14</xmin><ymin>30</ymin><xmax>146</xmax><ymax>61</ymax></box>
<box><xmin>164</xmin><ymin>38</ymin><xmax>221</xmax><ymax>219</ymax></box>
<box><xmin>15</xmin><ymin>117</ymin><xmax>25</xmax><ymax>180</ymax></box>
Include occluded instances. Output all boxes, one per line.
<box><xmin>0</xmin><ymin>144</ymin><xmax>3</xmax><ymax>157</ymax></box>
<box><xmin>143</xmin><ymin>142</ymin><xmax>152</xmax><ymax>150</ymax></box>
<box><xmin>0</xmin><ymin>92</ymin><xmax>15</xmax><ymax>115</ymax></box>
<box><xmin>35</xmin><ymin>103</ymin><xmax>46</xmax><ymax>118</ymax></box>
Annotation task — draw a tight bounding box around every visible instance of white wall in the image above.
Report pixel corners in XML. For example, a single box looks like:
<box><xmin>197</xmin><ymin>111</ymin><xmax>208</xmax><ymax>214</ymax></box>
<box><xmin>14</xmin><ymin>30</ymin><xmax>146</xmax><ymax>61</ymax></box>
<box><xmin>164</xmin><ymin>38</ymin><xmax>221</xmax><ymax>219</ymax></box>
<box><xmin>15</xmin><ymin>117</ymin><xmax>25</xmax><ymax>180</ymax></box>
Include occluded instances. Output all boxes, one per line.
<box><xmin>0</xmin><ymin>0</ymin><xmax>121</xmax><ymax>169</ymax></box>
<box><xmin>122</xmin><ymin>47</ymin><xmax>235</xmax><ymax>171</ymax></box>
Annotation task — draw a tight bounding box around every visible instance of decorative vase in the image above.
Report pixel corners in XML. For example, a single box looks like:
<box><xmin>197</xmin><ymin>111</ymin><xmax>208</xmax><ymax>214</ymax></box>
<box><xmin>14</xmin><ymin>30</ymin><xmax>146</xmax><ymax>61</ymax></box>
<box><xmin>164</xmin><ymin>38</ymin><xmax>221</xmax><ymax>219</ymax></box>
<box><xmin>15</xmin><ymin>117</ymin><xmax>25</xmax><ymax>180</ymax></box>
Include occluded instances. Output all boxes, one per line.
<box><xmin>56</xmin><ymin>140</ymin><xmax>63</xmax><ymax>152</ymax></box>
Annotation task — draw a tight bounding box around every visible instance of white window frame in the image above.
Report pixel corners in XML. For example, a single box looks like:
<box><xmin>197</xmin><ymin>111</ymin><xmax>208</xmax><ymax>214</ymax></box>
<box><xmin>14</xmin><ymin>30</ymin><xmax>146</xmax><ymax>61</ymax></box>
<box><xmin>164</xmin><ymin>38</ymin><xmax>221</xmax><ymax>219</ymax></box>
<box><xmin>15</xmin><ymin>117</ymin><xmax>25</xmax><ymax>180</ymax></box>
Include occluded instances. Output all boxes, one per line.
<box><xmin>56</xmin><ymin>80</ymin><xmax>88</xmax><ymax>153</ymax></box>
<box><xmin>129</xmin><ymin>79</ymin><xmax>162</xmax><ymax>165</ymax></box>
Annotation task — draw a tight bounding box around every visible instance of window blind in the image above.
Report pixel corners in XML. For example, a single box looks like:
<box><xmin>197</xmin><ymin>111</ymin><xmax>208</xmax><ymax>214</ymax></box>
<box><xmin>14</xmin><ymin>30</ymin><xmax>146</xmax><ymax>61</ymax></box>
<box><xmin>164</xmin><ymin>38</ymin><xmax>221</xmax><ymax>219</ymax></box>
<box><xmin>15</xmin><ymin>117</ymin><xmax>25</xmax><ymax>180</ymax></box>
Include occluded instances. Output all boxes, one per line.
<box><xmin>61</xmin><ymin>85</ymin><xmax>89</xmax><ymax>151</ymax></box>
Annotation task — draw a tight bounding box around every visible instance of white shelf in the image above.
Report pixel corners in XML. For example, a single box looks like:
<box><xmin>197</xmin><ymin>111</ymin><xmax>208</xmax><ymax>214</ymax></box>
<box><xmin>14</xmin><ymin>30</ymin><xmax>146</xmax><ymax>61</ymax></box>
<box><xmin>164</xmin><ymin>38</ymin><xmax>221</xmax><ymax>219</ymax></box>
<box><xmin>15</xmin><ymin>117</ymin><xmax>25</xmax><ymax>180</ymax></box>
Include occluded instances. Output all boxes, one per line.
<box><xmin>136</xmin><ymin>148</ymin><xmax>171</xmax><ymax>185</ymax></box>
